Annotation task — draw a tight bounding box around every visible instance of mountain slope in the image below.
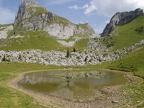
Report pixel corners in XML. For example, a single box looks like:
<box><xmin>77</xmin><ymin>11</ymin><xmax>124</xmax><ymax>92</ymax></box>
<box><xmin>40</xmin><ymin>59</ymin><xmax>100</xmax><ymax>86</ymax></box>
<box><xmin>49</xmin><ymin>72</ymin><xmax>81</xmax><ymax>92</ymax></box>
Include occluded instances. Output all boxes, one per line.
<box><xmin>107</xmin><ymin>46</ymin><xmax>144</xmax><ymax>78</ymax></box>
<box><xmin>99</xmin><ymin>13</ymin><xmax>144</xmax><ymax>78</ymax></box>
<box><xmin>101</xmin><ymin>14</ymin><xmax>144</xmax><ymax>51</ymax></box>
<box><xmin>0</xmin><ymin>31</ymin><xmax>64</xmax><ymax>51</ymax></box>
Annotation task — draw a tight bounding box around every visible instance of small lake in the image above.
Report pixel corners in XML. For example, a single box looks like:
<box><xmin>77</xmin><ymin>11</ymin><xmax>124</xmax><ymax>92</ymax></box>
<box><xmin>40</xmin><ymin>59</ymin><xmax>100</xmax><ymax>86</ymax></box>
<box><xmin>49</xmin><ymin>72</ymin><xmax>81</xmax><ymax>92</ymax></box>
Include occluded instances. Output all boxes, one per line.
<box><xmin>19</xmin><ymin>70</ymin><xmax>127</xmax><ymax>102</ymax></box>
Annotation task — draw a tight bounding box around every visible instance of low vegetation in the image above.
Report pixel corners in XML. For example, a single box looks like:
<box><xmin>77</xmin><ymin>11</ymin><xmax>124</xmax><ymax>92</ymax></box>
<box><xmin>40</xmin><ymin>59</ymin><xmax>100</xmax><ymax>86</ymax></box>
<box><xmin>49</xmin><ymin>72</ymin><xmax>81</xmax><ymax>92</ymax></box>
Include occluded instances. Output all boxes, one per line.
<box><xmin>28</xmin><ymin>7</ymin><xmax>48</xmax><ymax>15</ymax></box>
<box><xmin>0</xmin><ymin>31</ymin><xmax>64</xmax><ymax>51</ymax></box>
<box><xmin>48</xmin><ymin>15</ymin><xmax>70</xmax><ymax>26</ymax></box>
<box><xmin>119</xmin><ymin>74</ymin><xmax>144</xmax><ymax>108</ymax></box>
<box><xmin>77</xmin><ymin>23</ymin><xmax>89</xmax><ymax>30</ymax></box>
<box><xmin>7</xmin><ymin>29</ymin><xmax>14</xmax><ymax>37</ymax></box>
<box><xmin>73</xmin><ymin>39</ymin><xmax>89</xmax><ymax>51</ymax></box>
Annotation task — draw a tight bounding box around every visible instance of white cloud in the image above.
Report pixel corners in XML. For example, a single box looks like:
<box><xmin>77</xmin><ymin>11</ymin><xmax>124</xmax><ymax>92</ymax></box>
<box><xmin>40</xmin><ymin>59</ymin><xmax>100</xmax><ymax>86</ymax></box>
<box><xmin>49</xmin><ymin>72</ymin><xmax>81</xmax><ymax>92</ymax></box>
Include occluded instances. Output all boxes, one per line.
<box><xmin>69</xmin><ymin>5</ymin><xmax>78</xmax><ymax>10</ymax></box>
<box><xmin>69</xmin><ymin>4</ymin><xmax>88</xmax><ymax>10</ymax></box>
<box><xmin>84</xmin><ymin>0</ymin><xmax>144</xmax><ymax>17</ymax></box>
<box><xmin>82</xmin><ymin>4</ymin><xmax>89</xmax><ymax>9</ymax></box>
<box><xmin>126</xmin><ymin>0</ymin><xmax>144</xmax><ymax>7</ymax></box>
<box><xmin>48</xmin><ymin>0</ymin><xmax>76</xmax><ymax>5</ymax></box>
<box><xmin>84</xmin><ymin>2</ymin><xmax>97</xmax><ymax>15</ymax></box>
<box><xmin>0</xmin><ymin>7</ymin><xmax>15</xmax><ymax>24</ymax></box>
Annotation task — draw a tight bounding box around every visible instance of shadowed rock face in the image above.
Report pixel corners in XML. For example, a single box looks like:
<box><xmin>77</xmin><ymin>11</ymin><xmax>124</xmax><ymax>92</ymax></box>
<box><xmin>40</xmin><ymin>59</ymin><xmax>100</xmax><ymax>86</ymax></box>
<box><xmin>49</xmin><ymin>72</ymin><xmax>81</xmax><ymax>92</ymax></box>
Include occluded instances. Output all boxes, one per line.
<box><xmin>14</xmin><ymin>1</ymin><xmax>95</xmax><ymax>39</ymax></box>
<box><xmin>101</xmin><ymin>8</ymin><xmax>143</xmax><ymax>37</ymax></box>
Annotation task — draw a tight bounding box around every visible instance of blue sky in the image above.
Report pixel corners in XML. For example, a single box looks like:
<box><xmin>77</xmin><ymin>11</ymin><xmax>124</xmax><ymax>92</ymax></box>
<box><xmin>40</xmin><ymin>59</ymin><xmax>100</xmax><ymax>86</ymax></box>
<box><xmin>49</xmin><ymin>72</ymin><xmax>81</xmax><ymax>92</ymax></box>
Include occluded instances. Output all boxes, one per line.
<box><xmin>0</xmin><ymin>0</ymin><xmax>144</xmax><ymax>33</ymax></box>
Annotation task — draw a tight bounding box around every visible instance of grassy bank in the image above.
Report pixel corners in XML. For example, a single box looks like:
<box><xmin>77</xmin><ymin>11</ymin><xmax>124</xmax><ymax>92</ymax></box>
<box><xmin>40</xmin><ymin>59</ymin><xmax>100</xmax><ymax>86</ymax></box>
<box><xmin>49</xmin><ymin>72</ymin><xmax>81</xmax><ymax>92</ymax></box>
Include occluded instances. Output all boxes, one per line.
<box><xmin>106</xmin><ymin>46</ymin><xmax>144</xmax><ymax>78</ymax></box>
<box><xmin>121</xmin><ymin>76</ymin><xmax>144</xmax><ymax>108</ymax></box>
<box><xmin>0</xmin><ymin>63</ymin><xmax>64</xmax><ymax>108</ymax></box>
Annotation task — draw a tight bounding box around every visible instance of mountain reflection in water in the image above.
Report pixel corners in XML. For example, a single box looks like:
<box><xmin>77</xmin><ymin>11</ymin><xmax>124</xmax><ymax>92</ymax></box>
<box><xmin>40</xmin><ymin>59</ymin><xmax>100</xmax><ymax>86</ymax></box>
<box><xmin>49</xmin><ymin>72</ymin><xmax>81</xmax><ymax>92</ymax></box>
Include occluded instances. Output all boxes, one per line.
<box><xmin>19</xmin><ymin>70</ymin><xmax>127</xmax><ymax>101</ymax></box>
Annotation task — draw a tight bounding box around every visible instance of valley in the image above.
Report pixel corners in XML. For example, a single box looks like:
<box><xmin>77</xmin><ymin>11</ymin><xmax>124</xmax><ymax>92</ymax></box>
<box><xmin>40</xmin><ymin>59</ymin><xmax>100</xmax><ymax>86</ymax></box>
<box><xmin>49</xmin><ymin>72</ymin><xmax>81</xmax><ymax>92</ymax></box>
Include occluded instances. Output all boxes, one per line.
<box><xmin>0</xmin><ymin>0</ymin><xmax>144</xmax><ymax>108</ymax></box>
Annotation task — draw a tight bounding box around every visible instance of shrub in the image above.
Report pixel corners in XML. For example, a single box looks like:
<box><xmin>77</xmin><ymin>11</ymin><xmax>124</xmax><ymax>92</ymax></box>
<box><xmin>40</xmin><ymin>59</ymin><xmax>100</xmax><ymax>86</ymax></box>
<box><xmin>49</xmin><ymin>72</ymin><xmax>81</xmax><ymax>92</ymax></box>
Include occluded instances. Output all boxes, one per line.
<box><xmin>66</xmin><ymin>49</ymin><xmax>70</xmax><ymax>58</ymax></box>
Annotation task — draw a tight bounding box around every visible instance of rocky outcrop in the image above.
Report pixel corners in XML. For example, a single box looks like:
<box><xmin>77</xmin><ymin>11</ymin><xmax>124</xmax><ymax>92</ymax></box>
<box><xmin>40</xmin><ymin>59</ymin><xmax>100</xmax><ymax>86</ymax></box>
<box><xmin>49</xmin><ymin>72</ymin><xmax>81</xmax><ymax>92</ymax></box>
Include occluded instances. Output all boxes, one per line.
<box><xmin>101</xmin><ymin>8</ymin><xmax>143</xmax><ymax>37</ymax></box>
<box><xmin>0</xmin><ymin>50</ymin><xmax>106</xmax><ymax>66</ymax></box>
<box><xmin>43</xmin><ymin>23</ymin><xmax>94</xmax><ymax>39</ymax></box>
<box><xmin>14</xmin><ymin>1</ymin><xmax>95</xmax><ymax>39</ymax></box>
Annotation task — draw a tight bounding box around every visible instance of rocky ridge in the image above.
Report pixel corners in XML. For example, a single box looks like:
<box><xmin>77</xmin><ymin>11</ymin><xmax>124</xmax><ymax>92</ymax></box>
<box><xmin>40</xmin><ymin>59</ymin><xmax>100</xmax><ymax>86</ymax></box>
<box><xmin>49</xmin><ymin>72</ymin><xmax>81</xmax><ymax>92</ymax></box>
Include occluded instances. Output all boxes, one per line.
<box><xmin>14</xmin><ymin>0</ymin><xmax>95</xmax><ymax>39</ymax></box>
<box><xmin>101</xmin><ymin>8</ymin><xmax>143</xmax><ymax>37</ymax></box>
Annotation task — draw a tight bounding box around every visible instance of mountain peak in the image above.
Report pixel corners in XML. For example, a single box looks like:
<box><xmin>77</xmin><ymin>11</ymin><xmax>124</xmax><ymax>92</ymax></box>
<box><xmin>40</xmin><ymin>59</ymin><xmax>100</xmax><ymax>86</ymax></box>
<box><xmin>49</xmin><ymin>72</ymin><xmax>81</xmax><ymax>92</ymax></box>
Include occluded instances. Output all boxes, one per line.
<box><xmin>21</xmin><ymin>0</ymin><xmax>39</xmax><ymax>6</ymax></box>
<box><xmin>13</xmin><ymin>1</ymin><xmax>95</xmax><ymax>39</ymax></box>
<box><xmin>101</xmin><ymin>8</ymin><xmax>143</xmax><ymax>37</ymax></box>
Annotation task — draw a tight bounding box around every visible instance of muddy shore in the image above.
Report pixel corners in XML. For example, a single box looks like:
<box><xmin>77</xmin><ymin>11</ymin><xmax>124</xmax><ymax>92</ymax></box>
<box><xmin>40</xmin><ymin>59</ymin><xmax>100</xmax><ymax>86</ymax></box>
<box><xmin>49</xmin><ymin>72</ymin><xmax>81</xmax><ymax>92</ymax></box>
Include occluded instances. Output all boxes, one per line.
<box><xmin>7</xmin><ymin>70</ymin><xmax>135</xmax><ymax>108</ymax></box>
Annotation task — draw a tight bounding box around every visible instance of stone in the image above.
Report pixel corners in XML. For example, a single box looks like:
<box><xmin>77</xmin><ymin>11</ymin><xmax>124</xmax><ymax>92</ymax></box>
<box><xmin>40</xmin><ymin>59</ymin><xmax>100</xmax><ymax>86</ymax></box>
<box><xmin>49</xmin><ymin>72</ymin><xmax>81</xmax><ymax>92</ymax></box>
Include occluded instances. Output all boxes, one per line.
<box><xmin>112</xmin><ymin>100</ymin><xmax>119</xmax><ymax>103</ymax></box>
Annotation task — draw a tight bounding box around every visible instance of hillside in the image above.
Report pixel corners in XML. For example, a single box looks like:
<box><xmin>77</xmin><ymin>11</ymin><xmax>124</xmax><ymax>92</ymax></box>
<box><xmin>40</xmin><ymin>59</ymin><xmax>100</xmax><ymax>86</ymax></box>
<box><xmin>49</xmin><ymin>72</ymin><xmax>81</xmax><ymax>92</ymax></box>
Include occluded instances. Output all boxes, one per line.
<box><xmin>0</xmin><ymin>30</ymin><xmax>64</xmax><ymax>51</ymax></box>
<box><xmin>107</xmin><ymin>46</ymin><xmax>144</xmax><ymax>78</ymax></box>
<box><xmin>101</xmin><ymin>14</ymin><xmax>144</xmax><ymax>51</ymax></box>
<box><xmin>99</xmin><ymin>13</ymin><xmax>144</xmax><ymax>78</ymax></box>
<box><xmin>0</xmin><ymin>28</ymin><xmax>89</xmax><ymax>51</ymax></box>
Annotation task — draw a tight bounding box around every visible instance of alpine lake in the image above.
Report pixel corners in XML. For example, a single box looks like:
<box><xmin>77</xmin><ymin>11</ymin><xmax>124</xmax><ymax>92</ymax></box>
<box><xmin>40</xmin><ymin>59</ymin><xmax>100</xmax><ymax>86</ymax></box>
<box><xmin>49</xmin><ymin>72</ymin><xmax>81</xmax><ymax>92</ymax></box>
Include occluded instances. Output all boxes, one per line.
<box><xmin>19</xmin><ymin>70</ymin><xmax>127</xmax><ymax>102</ymax></box>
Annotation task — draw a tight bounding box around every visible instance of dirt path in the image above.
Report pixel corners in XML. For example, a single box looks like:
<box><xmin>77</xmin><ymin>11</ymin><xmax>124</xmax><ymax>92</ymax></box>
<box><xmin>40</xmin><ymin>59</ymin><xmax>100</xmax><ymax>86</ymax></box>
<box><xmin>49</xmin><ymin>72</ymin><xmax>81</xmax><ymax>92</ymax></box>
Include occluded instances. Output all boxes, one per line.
<box><xmin>7</xmin><ymin>70</ymin><xmax>134</xmax><ymax>108</ymax></box>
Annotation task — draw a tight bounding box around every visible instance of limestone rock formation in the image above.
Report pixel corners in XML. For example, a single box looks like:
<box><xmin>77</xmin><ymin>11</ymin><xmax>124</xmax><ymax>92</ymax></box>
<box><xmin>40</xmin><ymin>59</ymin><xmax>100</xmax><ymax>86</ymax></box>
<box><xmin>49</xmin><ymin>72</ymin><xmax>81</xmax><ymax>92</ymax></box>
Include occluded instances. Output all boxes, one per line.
<box><xmin>101</xmin><ymin>8</ymin><xmax>143</xmax><ymax>37</ymax></box>
<box><xmin>14</xmin><ymin>0</ymin><xmax>95</xmax><ymax>39</ymax></box>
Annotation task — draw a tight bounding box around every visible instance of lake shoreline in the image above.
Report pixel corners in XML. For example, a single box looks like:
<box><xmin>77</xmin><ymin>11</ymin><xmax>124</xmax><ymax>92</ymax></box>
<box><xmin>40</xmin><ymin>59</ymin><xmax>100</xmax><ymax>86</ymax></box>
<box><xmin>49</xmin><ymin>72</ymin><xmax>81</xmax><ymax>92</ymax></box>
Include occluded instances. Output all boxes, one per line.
<box><xmin>7</xmin><ymin>69</ymin><xmax>134</xmax><ymax>108</ymax></box>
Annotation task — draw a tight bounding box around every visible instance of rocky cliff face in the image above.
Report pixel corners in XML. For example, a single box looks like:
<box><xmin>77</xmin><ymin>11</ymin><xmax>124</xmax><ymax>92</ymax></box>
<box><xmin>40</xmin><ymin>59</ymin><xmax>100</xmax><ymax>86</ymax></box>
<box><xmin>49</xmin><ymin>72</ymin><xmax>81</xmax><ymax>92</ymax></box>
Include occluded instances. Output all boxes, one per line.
<box><xmin>101</xmin><ymin>8</ymin><xmax>143</xmax><ymax>37</ymax></box>
<box><xmin>14</xmin><ymin>1</ymin><xmax>95</xmax><ymax>39</ymax></box>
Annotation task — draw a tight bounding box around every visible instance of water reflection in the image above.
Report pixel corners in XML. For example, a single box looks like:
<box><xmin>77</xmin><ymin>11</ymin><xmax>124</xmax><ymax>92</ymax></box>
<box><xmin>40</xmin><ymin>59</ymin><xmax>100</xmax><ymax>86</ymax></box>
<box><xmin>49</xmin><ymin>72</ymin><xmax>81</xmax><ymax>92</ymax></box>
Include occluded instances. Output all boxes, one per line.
<box><xmin>19</xmin><ymin>70</ymin><xmax>126</xmax><ymax>101</ymax></box>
